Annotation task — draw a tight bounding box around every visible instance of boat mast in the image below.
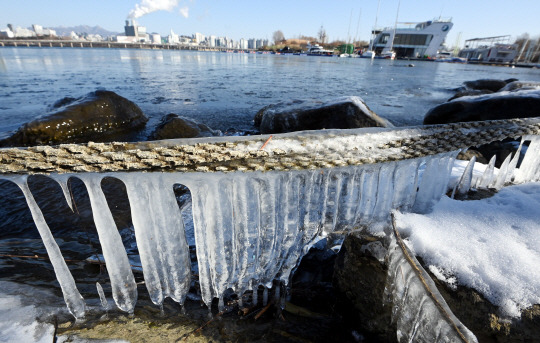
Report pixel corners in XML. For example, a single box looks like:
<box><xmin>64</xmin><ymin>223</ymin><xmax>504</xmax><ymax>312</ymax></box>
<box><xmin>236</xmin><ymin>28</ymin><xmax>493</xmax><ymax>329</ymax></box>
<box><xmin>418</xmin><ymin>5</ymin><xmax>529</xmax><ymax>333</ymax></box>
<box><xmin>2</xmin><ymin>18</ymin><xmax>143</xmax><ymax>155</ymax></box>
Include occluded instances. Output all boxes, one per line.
<box><xmin>369</xmin><ymin>0</ymin><xmax>381</xmax><ymax>57</ymax></box>
<box><xmin>390</xmin><ymin>0</ymin><xmax>401</xmax><ymax>53</ymax></box>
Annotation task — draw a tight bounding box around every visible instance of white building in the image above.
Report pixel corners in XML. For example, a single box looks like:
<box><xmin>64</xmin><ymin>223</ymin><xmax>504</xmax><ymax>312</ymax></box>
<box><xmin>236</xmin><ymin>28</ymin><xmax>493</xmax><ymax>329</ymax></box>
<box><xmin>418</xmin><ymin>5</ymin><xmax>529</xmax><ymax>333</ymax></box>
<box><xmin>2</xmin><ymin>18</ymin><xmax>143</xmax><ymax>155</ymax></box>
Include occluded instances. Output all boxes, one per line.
<box><xmin>0</xmin><ymin>27</ymin><xmax>14</xmax><ymax>38</ymax></box>
<box><xmin>13</xmin><ymin>27</ymin><xmax>36</xmax><ymax>38</ymax></box>
<box><xmin>168</xmin><ymin>30</ymin><xmax>179</xmax><ymax>44</ymax></box>
<box><xmin>151</xmin><ymin>33</ymin><xmax>161</xmax><ymax>44</ymax></box>
<box><xmin>194</xmin><ymin>32</ymin><xmax>205</xmax><ymax>45</ymax></box>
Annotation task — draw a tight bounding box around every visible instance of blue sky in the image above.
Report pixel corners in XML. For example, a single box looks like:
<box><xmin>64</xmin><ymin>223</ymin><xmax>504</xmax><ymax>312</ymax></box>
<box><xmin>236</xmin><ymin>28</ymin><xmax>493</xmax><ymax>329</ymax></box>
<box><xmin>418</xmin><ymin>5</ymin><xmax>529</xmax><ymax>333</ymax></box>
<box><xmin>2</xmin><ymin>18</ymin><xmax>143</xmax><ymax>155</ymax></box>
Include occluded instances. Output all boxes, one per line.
<box><xmin>2</xmin><ymin>0</ymin><xmax>539</xmax><ymax>47</ymax></box>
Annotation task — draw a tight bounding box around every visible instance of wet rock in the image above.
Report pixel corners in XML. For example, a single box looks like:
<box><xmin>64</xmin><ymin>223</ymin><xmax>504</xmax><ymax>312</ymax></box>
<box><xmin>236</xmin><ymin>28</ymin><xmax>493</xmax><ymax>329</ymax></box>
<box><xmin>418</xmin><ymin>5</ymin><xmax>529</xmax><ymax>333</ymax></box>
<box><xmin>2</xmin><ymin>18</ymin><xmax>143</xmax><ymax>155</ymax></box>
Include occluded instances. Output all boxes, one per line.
<box><xmin>333</xmin><ymin>233</ymin><xmax>396</xmax><ymax>342</ymax></box>
<box><xmin>463</xmin><ymin>78</ymin><xmax>516</xmax><ymax>92</ymax></box>
<box><xmin>423</xmin><ymin>89</ymin><xmax>540</xmax><ymax>125</ymax></box>
<box><xmin>0</xmin><ymin>90</ymin><xmax>148</xmax><ymax>147</ymax></box>
<box><xmin>150</xmin><ymin>113</ymin><xmax>221</xmax><ymax>140</ymax></box>
<box><xmin>255</xmin><ymin>96</ymin><xmax>393</xmax><ymax>134</ymax></box>
<box><xmin>499</xmin><ymin>81</ymin><xmax>540</xmax><ymax>92</ymax></box>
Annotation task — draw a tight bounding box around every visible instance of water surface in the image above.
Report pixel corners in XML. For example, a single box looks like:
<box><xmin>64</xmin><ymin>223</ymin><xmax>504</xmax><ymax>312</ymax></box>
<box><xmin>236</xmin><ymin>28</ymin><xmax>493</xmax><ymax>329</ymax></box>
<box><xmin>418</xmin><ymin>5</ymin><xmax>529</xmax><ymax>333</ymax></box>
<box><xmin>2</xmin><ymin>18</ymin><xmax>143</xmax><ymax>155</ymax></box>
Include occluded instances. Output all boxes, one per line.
<box><xmin>2</xmin><ymin>47</ymin><xmax>540</xmax><ymax>139</ymax></box>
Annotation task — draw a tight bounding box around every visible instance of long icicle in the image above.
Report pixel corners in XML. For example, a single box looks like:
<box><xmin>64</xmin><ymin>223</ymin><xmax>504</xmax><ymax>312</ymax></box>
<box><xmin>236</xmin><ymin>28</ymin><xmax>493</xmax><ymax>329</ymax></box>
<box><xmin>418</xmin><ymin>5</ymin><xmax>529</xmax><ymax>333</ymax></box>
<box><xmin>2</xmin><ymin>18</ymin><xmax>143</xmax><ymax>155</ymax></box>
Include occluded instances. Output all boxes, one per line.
<box><xmin>78</xmin><ymin>174</ymin><xmax>137</xmax><ymax>313</ymax></box>
<box><xmin>7</xmin><ymin>175</ymin><xmax>86</xmax><ymax>319</ymax></box>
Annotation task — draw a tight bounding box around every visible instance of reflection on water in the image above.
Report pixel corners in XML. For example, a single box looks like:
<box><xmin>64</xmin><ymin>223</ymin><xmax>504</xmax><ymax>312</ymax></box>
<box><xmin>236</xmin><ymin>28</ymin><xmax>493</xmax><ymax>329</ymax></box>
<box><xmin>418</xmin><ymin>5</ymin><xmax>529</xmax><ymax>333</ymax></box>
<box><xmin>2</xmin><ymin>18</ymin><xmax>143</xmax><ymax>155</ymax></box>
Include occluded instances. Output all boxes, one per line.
<box><xmin>0</xmin><ymin>47</ymin><xmax>540</xmax><ymax>136</ymax></box>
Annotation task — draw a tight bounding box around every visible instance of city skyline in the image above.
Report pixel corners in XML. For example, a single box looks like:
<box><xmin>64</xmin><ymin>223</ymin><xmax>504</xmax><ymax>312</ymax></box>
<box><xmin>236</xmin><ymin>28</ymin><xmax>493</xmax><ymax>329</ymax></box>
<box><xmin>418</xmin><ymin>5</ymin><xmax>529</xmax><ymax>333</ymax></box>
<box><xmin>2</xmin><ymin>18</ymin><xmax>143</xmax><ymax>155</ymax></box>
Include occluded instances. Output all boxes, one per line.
<box><xmin>2</xmin><ymin>0</ymin><xmax>540</xmax><ymax>47</ymax></box>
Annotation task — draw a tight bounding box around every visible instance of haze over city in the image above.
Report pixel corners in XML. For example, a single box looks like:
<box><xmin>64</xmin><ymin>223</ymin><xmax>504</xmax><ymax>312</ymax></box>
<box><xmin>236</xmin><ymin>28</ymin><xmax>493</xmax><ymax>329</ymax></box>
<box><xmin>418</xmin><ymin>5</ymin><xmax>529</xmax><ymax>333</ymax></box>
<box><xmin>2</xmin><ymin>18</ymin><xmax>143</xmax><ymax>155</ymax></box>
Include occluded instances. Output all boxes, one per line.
<box><xmin>2</xmin><ymin>0</ymin><xmax>539</xmax><ymax>47</ymax></box>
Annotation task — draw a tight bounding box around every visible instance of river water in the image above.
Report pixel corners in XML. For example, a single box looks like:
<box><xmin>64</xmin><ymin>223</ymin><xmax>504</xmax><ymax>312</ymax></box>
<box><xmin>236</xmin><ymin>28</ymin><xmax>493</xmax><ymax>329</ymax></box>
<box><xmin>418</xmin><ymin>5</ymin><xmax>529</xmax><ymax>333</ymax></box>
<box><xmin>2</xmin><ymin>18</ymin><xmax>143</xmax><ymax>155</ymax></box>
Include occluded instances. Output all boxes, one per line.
<box><xmin>2</xmin><ymin>47</ymin><xmax>540</xmax><ymax>139</ymax></box>
<box><xmin>1</xmin><ymin>47</ymin><xmax>540</xmax><ymax>341</ymax></box>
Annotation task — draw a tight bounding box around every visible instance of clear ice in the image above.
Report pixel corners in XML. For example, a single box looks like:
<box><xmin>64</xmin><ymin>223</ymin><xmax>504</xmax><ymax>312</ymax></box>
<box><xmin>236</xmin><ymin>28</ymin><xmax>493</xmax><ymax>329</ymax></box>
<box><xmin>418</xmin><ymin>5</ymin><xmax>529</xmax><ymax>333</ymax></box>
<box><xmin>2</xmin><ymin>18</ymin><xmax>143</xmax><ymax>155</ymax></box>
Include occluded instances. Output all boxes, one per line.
<box><xmin>4</xmin><ymin>133</ymin><xmax>540</xmax><ymax>340</ymax></box>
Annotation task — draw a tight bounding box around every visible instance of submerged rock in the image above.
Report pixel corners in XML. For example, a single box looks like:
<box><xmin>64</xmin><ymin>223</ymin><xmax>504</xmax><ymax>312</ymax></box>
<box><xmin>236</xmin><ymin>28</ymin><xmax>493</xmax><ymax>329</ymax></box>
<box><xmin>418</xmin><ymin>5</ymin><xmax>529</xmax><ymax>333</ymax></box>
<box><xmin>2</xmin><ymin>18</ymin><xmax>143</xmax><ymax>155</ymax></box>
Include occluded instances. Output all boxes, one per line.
<box><xmin>0</xmin><ymin>90</ymin><xmax>148</xmax><ymax>147</ymax></box>
<box><xmin>255</xmin><ymin>96</ymin><xmax>393</xmax><ymax>134</ymax></box>
<box><xmin>424</xmin><ymin>89</ymin><xmax>540</xmax><ymax>125</ymax></box>
<box><xmin>150</xmin><ymin>113</ymin><xmax>221</xmax><ymax>140</ymax></box>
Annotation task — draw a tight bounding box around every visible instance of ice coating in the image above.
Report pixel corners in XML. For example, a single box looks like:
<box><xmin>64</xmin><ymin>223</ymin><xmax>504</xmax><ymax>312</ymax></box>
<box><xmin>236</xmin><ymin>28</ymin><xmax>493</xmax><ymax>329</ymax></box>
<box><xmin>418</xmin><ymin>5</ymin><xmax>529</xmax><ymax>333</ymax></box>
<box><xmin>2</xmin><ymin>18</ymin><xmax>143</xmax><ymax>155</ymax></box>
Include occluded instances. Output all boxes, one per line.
<box><xmin>1</xmin><ymin>175</ymin><xmax>86</xmax><ymax>319</ymax></box>
<box><xmin>385</xmin><ymin>233</ymin><xmax>478</xmax><ymax>343</ymax></box>
<box><xmin>77</xmin><ymin>174</ymin><xmax>138</xmax><ymax>313</ymax></box>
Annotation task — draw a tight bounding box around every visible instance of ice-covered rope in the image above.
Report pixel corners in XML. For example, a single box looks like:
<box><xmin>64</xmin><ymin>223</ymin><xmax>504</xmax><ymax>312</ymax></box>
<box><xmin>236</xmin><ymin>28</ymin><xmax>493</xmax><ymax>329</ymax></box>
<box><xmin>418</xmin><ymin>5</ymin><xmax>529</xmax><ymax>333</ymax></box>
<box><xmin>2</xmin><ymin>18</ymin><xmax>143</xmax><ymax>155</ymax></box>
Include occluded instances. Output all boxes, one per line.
<box><xmin>1</xmin><ymin>117</ymin><xmax>540</xmax><ymax>174</ymax></box>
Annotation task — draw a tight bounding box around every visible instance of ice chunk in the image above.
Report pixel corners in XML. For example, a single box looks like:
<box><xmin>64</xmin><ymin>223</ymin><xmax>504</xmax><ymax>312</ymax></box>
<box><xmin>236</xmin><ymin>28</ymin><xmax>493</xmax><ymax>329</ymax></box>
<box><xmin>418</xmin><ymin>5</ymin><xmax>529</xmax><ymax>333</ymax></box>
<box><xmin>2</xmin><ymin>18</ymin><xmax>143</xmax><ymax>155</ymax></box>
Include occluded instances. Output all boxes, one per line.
<box><xmin>3</xmin><ymin>175</ymin><xmax>86</xmax><ymax>319</ymax></box>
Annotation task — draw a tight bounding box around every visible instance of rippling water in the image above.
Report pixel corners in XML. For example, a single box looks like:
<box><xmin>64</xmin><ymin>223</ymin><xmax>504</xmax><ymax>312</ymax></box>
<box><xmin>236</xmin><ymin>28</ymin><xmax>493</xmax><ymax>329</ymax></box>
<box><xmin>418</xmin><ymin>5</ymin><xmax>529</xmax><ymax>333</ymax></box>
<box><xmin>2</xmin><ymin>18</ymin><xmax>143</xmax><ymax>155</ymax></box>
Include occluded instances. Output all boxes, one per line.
<box><xmin>2</xmin><ymin>47</ymin><xmax>540</xmax><ymax>139</ymax></box>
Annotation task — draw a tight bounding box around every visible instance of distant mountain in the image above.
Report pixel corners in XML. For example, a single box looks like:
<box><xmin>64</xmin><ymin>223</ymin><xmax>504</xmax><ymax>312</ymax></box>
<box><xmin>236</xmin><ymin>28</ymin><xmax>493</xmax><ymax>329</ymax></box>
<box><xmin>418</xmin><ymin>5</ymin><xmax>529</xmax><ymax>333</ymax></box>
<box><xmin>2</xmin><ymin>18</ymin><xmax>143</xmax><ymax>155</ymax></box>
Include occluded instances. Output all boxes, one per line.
<box><xmin>50</xmin><ymin>25</ymin><xmax>120</xmax><ymax>37</ymax></box>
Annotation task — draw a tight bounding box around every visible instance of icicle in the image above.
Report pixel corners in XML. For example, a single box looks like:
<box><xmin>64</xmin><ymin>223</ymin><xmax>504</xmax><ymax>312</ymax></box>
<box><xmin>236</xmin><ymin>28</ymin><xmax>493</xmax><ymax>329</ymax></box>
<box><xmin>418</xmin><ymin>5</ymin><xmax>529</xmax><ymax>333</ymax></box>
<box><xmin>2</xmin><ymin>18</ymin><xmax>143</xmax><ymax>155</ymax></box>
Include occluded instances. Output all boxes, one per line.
<box><xmin>356</xmin><ymin>165</ymin><xmax>380</xmax><ymax>224</ymax></box>
<box><xmin>452</xmin><ymin>156</ymin><xmax>476</xmax><ymax>198</ymax></box>
<box><xmin>6</xmin><ymin>175</ymin><xmax>86</xmax><ymax>319</ymax></box>
<box><xmin>515</xmin><ymin>136</ymin><xmax>540</xmax><ymax>183</ymax></box>
<box><xmin>506</xmin><ymin>141</ymin><xmax>523</xmax><ymax>184</ymax></box>
<box><xmin>218</xmin><ymin>296</ymin><xmax>225</xmax><ymax>312</ymax></box>
<box><xmin>51</xmin><ymin>174</ymin><xmax>74</xmax><ymax>211</ymax></box>
<box><xmin>372</xmin><ymin>162</ymin><xmax>398</xmax><ymax>222</ymax></box>
<box><xmin>412</xmin><ymin>153</ymin><xmax>456</xmax><ymax>214</ymax></box>
<box><xmin>96</xmin><ymin>282</ymin><xmax>110</xmax><ymax>312</ymax></box>
<box><xmin>476</xmin><ymin>155</ymin><xmax>496</xmax><ymax>189</ymax></box>
<box><xmin>252</xmin><ymin>288</ymin><xmax>258</xmax><ymax>306</ymax></box>
<box><xmin>77</xmin><ymin>174</ymin><xmax>137</xmax><ymax>313</ymax></box>
<box><xmin>493</xmin><ymin>153</ymin><xmax>512</xmax><ymax>190</ymax></box>
<box><xmin>262</xmin><ymin>287</ymin><xmax>268</xmax><ymax>306</ymax></box>
<box><xmin>119</xmin><ymin>173</ymin><xmax>191</xmax><ymax>306</ymax></box>
<box><xmin>392</xmin><ymin>159</ymin><xmax>420</xmax><ymax>212</ymax></box>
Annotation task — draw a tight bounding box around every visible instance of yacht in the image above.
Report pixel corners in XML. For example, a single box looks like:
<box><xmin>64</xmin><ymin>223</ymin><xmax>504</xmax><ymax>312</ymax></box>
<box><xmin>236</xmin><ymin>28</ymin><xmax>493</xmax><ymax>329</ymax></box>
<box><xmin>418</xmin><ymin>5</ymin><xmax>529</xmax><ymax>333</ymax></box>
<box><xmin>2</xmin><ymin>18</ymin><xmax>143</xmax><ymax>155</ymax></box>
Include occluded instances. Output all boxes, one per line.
<box><xmin>306</xmin><ymin>43</ymin><xmax>334</xmax><ymax>56</ymax></box>
<box><xmin>369</xmin><ymin>18</ymin><xmax>453</xmax><ymax>59</ymax></box>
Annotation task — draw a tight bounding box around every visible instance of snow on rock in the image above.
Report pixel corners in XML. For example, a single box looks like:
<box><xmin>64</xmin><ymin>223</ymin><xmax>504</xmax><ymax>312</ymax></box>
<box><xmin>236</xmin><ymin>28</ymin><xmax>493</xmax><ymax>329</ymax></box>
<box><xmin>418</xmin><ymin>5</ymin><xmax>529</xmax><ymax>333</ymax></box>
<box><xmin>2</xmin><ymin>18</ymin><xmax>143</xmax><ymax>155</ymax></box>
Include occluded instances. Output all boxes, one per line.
<box><xmin>395</xmin><ymin>182</ymin><xmax>540</xmax><ymax>317</ymax></box>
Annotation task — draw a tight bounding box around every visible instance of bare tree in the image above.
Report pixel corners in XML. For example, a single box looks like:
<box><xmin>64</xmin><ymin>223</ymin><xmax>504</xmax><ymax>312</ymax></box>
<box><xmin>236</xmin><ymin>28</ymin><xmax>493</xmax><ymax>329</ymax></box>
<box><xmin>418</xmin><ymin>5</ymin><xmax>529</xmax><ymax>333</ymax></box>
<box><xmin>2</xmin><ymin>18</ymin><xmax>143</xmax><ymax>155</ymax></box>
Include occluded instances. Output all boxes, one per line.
<box><xmin>318</xmin><ymin>25</ymin><xmax>327</xmax><ymax>44</ymax></box>
<box><xmin>273</xmin><ymin>30</ymin><xmax>285</xmax><ymax>44</ymax></box>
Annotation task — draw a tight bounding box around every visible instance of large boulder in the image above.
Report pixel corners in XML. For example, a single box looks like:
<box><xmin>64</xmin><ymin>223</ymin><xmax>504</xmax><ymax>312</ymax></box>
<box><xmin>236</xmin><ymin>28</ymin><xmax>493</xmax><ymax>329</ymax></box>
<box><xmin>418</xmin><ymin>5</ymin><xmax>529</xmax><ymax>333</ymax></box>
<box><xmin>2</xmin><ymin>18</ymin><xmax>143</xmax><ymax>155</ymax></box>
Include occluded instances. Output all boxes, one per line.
<box><xmin>0</xmin><ymin>90</ymin><xmax>148</xmax><ymax>147</ymax></box>
<box><xmin>149</xmin><ymin>113</ymin><xmax>221</xmax><ymax>140</ymax></box>
<box><xmin>424</xmin><ymin>89</ymin><xmax>540</xmax><ymax>125</ymax></box>
<box><xmin>255</xmin><ymin>96</ymin><xmax>393</xmax><ymax>134</ymax></box>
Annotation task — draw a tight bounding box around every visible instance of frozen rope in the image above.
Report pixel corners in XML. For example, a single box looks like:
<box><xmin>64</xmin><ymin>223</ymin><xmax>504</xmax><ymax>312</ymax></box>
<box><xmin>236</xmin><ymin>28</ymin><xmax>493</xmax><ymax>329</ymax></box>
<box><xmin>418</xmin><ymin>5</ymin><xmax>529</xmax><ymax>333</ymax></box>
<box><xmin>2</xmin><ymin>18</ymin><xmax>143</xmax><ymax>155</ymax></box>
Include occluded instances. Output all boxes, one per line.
<box><xmin>1</xmin><ymin>117</ymin><xmax>539</xmax><ymax>175</ymax></box>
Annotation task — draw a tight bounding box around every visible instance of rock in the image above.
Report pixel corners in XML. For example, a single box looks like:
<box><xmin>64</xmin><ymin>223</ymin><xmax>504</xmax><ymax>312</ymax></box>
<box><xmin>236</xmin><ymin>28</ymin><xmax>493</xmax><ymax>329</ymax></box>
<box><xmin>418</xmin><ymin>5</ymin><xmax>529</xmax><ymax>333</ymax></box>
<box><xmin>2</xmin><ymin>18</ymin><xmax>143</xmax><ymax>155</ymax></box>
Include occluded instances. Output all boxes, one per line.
<box><xmin>448</xmin><ymin>89</ymin><xmax>493</xmax><ymax>101</ymax></box>
<box><xmin>428</xmin><ymin>269</ymin><xmax>540</xmax><ymax>342</ymax></box>
<box><xmin>149</xmin><ymin>114</ymin><xmax>221</xmax><ymax>140</ymax></box>
<box><xmin>423</xmin><ymin>89</ymin><xmax>540</xmax><ymax>125</ymax></box>
<box><xmin>499</xmin><ymin>81</ymin><xmax>540</xmax><ymax>92</ymax></box>
<box><xmin>255</xmin><ymin>96</ymin><xmax>393</xmax><ymax>134</ymax></box>
<box><xmin>0</xmin><ymin>90</ymin><xmax>148</xmax><ymax>147</ymax></box>
<box><xmin>333</xmin><ymin>233</ymin><xmax>396</xmax><ymax>342</ymax></box>
<box><xmin>463</xmin><ymin>78</ymin><xmax>515</xmax><ymax>92</ymax></box>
